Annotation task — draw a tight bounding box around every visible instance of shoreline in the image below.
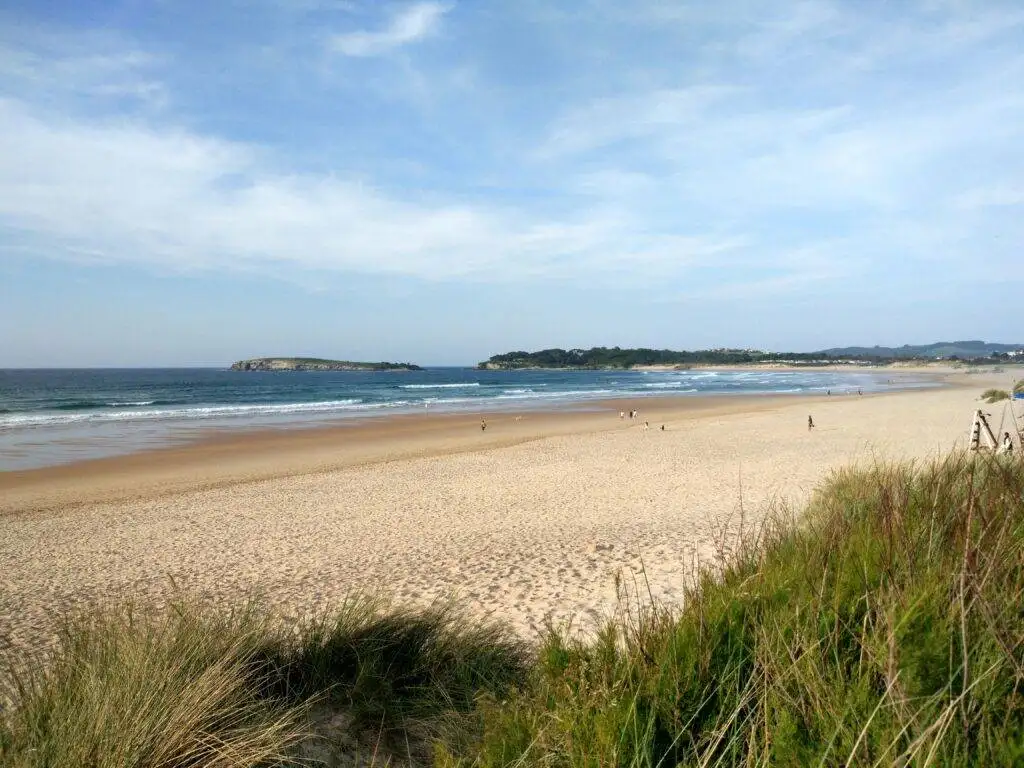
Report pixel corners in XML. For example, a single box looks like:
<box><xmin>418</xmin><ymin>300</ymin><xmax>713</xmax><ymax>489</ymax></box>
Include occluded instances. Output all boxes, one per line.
<box><xmin>0</xmin><ymin>393</ymin><xmax>827</xmax><ymax>515</ymax></box>
<box><xmin>0</xmin><ymin>369</ymin><xmax>977</xmax><ymax>516</ymax></box>
<box><xmin>0</xmin><ymin>367</ymin><xmax>957</xmax><ymax>479</ymax></box>
<box><xmin>2</xmin><ymin>369</ymin><xmax>1018</xmax><ymax>657</ymax></box>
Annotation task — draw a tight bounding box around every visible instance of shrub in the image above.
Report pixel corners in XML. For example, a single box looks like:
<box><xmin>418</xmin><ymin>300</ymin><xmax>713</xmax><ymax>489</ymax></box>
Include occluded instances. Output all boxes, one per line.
<box><xmin>981</xmin><ymin>388</ymin><xmax>1010</xmax><ymax>403</ymax></box>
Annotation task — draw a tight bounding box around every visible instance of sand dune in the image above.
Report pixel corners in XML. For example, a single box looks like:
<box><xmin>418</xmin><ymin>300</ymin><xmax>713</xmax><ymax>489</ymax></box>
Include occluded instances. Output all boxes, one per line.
<box><xmin>2</xmin><ymin>370</ymin><xmax>1020</xmax><ymax>657</ymax></box>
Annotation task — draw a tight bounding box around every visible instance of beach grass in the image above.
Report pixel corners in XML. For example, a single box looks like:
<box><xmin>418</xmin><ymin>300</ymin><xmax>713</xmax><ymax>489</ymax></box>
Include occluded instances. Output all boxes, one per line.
<box><xmin>439</xmin><ymin>451</ymin><xmax>1024</xmax><ymax>767</ymax></box>
<box><xmin>0</xmin><ymin>598</ymin><xmax>529</xmax><ymax>766</ymax></box>
<box><xmin>981</xmin><ymin>388</ymin><xmax>1010</xmax><ymax>403</ymax></box>
<box><xmin>2</xmin><ymin>452</ymin><xmax>1023</xmax><ymax>766</ymax></box>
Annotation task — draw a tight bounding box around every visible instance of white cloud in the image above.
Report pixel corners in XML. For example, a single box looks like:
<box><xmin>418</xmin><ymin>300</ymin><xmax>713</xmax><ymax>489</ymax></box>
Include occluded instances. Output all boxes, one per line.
<box><xmin>330</xmin><ymin>2</ymin><xmax>451</xmax><ymax>57</ymax></box>
<box><xmin>0</xmin><ymin>26</ymin><xmax>168</xmax><ymax>109</ymax></box>
<box><xmin>0</xmin><ymin>98</ymin><xmax>740</xmax><ymax>284</ymax></box>
<box><xmin>954</xmin><ymin>186</ymin><xmax>1024</xmax><ymax>210</ymax></box>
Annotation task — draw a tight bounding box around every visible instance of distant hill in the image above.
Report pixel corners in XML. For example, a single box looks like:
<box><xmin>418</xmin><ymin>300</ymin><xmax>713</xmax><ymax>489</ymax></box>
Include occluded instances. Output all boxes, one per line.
<box><xmin>821</xmin><ymin>341</ymin><xmax>1024</xmax><ymax>360</ymax></box>
<box><xmin>478</xmin><ymin>342</ymin><xmax>1024</xmax><ymax>370</ymax></box>
<box><xmin>230</xmin><ymin>357</ymin><xmax>422</xmax><ymax>371</ymax></box>
<box><xmin>478</xmin><ymin>347</ymin><xmax>813</xmax><ymax>369</ymax></box>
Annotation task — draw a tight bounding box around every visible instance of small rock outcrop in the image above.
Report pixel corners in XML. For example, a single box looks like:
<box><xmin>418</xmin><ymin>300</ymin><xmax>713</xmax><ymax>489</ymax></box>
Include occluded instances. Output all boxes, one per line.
<box><xmin>230</xmin><ymin>358</ymin><xmax>422</xmax><ymax>372</ymax></box>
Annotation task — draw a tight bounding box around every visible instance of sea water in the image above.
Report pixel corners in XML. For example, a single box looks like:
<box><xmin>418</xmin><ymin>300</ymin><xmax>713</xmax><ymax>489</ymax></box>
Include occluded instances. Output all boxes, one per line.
<box><xmin>0</xmin><ymin>367</ymin><xmax>935</xmax><ymax>470</ymax></box>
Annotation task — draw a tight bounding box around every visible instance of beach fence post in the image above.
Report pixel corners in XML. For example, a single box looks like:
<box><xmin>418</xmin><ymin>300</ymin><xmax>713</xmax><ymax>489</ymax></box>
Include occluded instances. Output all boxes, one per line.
<box><xmin>970</xmin><ymin>410</ymin><xmax>998</xmax><ymax>451</ymax></box>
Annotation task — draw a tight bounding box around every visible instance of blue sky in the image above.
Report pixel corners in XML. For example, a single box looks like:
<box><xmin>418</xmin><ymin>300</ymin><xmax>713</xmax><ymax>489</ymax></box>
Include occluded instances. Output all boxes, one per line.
<box><xmin>1</xmin><ymin>0</ymin><xmax>1022</xmax><ymax>366</ymax></box>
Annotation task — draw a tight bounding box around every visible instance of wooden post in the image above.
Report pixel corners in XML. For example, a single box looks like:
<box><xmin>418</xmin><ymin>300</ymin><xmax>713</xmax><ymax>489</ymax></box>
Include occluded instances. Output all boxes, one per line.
<box><xmin>970</xmin><ymin>411</ymin><xmax>982</xmax><ymax>451</ymax></box>
<box><xmin>978</xmin><ymin>411</ymin><xmax>998</xmax><ymax>449</ymax></box>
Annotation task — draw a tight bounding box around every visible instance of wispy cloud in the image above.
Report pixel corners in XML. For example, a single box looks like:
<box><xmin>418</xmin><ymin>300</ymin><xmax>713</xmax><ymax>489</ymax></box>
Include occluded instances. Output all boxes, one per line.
<box><xmin>0</xmin><ymin>96</ymin><xmax>741</xmax><ymax>285</ymax></box>
<box><xmin>330</xmin><ymin>2</ymin><xmax>451</xmax><ymax>57</ymax></box>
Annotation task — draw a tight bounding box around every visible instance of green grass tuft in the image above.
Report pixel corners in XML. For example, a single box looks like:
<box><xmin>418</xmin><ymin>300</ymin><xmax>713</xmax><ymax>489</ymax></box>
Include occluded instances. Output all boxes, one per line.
<box><xmin>0</xmin><ymin>602</ymin><xmax>303</xmax><ymax>767</ymax></box>
<box><xmin>0</xmin><ymin>598</ymin><xmax>528</xmax><ymax>767</ymax></box>
<box><xmin>981</xmin><ymin>388</ymin><xmax>1010</xmax><ymax>403</ymax></box>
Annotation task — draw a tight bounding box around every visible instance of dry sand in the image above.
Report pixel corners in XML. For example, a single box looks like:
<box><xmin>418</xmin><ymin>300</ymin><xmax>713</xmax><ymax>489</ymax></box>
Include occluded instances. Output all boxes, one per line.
<box><xmin>2</xmin><ymin>369</ymin><xmax>1021</xmax><ymax>657</ymax></box>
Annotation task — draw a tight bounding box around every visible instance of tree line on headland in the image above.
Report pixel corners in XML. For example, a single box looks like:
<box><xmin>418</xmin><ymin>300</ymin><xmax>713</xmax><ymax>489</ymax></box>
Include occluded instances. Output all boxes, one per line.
<box><xmin>478</xmin><ymin>341</ymin><xmax>1024</xmax><ymax>370</ymax></box>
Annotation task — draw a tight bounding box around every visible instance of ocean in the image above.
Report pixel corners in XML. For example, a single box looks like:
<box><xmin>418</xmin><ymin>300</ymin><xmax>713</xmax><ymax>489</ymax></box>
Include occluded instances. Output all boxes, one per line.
<box><xmin>0</xmin><ymin>367</ymin><xmax>932</xmax><ymax>470</ymax></box>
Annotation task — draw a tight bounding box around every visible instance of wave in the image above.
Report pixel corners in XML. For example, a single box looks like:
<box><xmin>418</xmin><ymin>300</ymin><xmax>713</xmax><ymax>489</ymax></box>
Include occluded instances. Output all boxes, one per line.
<box><xmin>401</xmin><ymin>383</ymin><xmax>481</xmax><ymax>389</ymax></box>
<box><xmin>53</xmin><ymin>401</ymin><xmax>113</xmax><ymax>411</ymax></box>
<box><xmin>495</xmin><ymin>389</ymin><xmax>615</xmax><ymax>401</ymax></box>
<box><xmin>0</xmin><ymin>399</ymin><xmax>366</xmax><ymax>429</ymax></box>
<box><xmin>36</xmin><ymin>399</ymin><xmax>171</xmax><ymax>412</ymax></box>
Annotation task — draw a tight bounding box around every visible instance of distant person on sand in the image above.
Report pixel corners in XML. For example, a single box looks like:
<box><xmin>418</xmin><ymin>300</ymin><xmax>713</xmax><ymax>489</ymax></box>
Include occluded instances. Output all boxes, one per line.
<box><xmin>808</xmin><ymin>415</ymin><xmax>815</xmax><ymax>431</ymax></box>
<box><xmin>643</xmin><ymin>421</ymin><xmax>650</xmax><ymax>430</ymax></box>
<box><xmin>481</xmin><ymin>419</ymin><xmax>487</xmax><ymax>432</ymax></box>
<box><xmin>1002</xmin><ymin>432</ymin><xmax>1014</xmax><ymax>454</ymax></box>
<box><xmin>619</xmin><ymin>411</ymin><xmax>625</xmax><ymax>420</ymax></box>
<box><xmin>660</xmin><ymin>424</ymin><xmax>665</xmax><ymax>431</ymax></box>
<box><xmin>827</xmin><ymin>389</ymin><xmax>831</xmax><ymax>396</ymax></box>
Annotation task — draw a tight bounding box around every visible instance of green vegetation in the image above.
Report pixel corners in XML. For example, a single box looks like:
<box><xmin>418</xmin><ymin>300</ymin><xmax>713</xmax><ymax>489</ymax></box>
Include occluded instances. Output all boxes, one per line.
<box><xmin>478</xmin><ymin>342</ymin><xmax>1024</xmax><ymax>369</ymax></box>
<box><xmin>478</xmin><ymin>347</ymin><xmax>824</xmax><ymax>369</ymax></box>
<box><xmin>821</xmin><ymin>340</ymin><xmax>1024</xmax><ymax>359</ymax></box>
<box><xmin>1015</xmin><ymin>379</ymin><xmax>1024</xmax><ymax>395</ymax></box>
<box><xmin>981</xmin><ymin>389</ymin><xmax>1010</xmax><ymax>403</ymax></box>
<box><xmin>0</xmin><ymin>599</ymin><xmax>527</xmax><ymax>767</ymax></box>
<box><xmin>230</xmin><ymin>357</ymin><xmax>423</xmax><ymax>371</ymax></box>
<box><xmin>3</xmin><ymin>454</ymin><xmax>1024</xmax><ymax>766</ymax></box>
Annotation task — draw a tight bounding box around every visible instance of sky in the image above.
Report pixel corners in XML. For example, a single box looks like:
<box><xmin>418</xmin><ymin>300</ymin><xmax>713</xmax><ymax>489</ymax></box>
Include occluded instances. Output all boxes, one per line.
<box><xmin>0</xmin><ymin>1</ymin><xmax>1022</xmax><ymax>367</ymax></box>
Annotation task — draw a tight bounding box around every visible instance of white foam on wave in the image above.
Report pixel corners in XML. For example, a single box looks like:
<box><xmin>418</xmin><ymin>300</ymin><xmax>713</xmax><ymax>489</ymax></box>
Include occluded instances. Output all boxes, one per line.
<box><xmin>0</xmin><ymin>399</ymin><xmax>367</xmax><ymax>429</ymax></box>
<box><xmin>422</xmin><ymin>389</ymin><xmax>617</xmax><ymax>407</ymax></box>
<box><xmin>108</xmin><ymin>400</ymin><xmax>154</xmax><ymax>406</ymax></box>
<box><xmin>401</xmin><ymin>382</ymin><xmax>481</xmax><ymax>389</ymax></box>
<box><xmin>495</xmin><ymin>389</ymin><xmax>615</xmax><ymax>401</ymax></box>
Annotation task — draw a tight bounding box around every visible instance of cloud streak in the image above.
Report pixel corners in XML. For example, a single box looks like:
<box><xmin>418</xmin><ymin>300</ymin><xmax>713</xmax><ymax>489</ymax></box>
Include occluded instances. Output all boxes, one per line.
<box><xmin>330</xmin><ymin>2</ymin><xmax>451</xmax><ymax>56</ymax></box>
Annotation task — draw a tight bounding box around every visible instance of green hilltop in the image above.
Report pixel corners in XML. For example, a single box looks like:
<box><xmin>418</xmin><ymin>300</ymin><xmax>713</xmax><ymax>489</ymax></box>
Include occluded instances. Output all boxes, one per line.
<box><xmin>479</xmin><ymin>341</ymin><xmax>1024</xmax><ymax>369</ymax></box>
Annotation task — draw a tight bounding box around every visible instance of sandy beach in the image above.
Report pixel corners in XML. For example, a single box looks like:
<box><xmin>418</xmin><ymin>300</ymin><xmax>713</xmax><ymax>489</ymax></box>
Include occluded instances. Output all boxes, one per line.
<box><xmin>2</xmin><ymin>368</ymin><xmax>1021</xmax><ymax>658</ymax></box>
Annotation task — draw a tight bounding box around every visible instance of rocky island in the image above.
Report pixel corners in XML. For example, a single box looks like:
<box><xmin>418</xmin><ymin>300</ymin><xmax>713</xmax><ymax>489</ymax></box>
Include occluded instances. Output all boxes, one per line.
<box><xmin>230</xmin><ymin>358</ymin><xmax>422</xmax><ymax>372</ymax></box>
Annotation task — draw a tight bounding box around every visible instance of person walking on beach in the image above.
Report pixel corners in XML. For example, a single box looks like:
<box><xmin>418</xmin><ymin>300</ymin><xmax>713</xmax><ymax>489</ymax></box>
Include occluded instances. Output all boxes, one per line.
<box><xmin>480</xmin><ymin>418</ymin><xmax>487</xmax><ymax>432</ymax></box>
<box><xmin>808</xmin><ymin>415</ymin><xmax>815</xmax><ymax>431</ymax></box>
<box><xmin>619</xmin><ymin>411</ymin><xmax>625</xmax><ymax>420</ymax></box>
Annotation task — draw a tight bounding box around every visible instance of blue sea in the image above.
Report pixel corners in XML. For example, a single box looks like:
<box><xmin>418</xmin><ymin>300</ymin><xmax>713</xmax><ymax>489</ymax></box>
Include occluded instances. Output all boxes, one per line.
<box><xmin>0</xmin><ymin>367</ymin><xmax>933</xmax><ymax>470</ymax></box>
